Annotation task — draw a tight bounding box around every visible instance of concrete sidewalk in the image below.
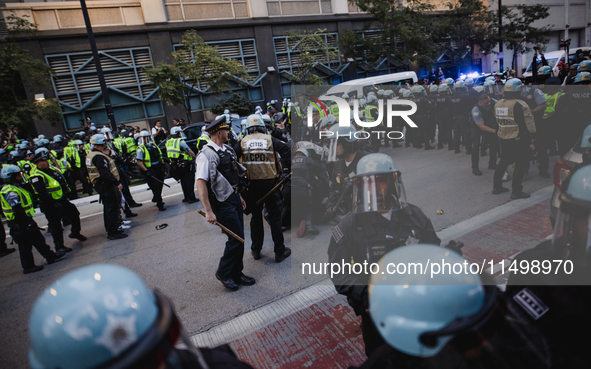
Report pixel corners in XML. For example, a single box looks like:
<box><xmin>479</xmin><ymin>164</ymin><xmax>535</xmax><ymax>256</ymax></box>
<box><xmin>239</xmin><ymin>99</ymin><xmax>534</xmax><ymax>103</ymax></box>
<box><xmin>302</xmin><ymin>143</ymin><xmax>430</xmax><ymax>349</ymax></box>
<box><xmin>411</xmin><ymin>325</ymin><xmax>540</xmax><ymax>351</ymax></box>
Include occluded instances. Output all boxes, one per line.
<box><xmin>190</xmin><ymin>186</ymin><xmax>555</xmax><ymax>369</ymax></box>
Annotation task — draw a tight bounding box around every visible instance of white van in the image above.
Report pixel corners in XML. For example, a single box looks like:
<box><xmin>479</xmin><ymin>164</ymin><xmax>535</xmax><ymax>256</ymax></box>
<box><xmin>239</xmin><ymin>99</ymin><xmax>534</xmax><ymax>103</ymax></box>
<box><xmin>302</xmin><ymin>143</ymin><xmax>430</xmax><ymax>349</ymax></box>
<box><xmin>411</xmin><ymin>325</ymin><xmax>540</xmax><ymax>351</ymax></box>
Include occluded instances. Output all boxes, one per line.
<box><xmin>325</xmin><ymin>71</ymin><xmax>418</xmax><ymax>98</ymax></box>
<box><xmin>523</xmin><ymin>47</ymin><xmax>591</xmax><ymax>81</ymax></box>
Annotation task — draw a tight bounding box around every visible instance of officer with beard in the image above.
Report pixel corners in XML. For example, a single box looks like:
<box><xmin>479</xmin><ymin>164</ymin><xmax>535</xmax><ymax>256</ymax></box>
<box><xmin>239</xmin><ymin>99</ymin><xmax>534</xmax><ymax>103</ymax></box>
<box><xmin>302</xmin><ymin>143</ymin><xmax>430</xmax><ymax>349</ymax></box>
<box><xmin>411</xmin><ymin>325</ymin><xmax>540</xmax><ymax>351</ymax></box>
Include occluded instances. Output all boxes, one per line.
<box><xmin>234</xmin><ymin>115</ymin><xmax>291</xmax><ymax>262</ymax></box>
<box><xmin>470</xmin><ymin>94</ymin><xmax>499</xmax><ymax>176</ymax></box>
<box><xmin>324</xmin><ymin>125</ymin><xmax>369</xmax><ymax>222</ymax></box>
<box><xmin>327</xmin><ymin>153</ymin><xmax>440</xmax><ymax>357</ymax></box>
<box><xmin>506</xmin><ymin>162</ymin><xmax>591</xmax><ymax>367</ymax></box>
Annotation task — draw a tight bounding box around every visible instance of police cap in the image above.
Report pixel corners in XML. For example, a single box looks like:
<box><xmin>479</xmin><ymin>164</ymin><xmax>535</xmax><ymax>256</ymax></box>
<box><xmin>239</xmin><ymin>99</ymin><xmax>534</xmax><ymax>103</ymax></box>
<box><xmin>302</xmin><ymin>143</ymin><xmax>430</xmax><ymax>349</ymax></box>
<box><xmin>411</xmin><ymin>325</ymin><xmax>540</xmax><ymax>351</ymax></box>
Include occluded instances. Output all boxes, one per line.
<box><xmin>205</xmin><ymin>115</ymin><xmax>230</xmax><ymax>134</ymax></box>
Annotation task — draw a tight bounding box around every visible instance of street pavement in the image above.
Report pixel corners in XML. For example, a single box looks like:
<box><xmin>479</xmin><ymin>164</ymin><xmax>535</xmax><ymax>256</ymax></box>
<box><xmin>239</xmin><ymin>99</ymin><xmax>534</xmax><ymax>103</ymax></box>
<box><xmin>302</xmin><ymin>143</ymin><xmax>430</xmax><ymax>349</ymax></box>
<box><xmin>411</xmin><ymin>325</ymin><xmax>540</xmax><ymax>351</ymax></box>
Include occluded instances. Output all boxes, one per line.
<box><xmin>0</xmin><ymin>144</ymin><xmax>557</xmax><ymax>368</ymax></box>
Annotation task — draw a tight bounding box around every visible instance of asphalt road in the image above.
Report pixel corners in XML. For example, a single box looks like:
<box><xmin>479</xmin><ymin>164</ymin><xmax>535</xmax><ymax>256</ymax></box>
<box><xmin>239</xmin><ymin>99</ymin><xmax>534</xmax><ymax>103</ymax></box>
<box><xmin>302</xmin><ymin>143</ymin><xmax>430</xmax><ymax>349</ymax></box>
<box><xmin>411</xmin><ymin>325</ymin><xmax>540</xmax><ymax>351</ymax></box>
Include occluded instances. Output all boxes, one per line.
<box><xmin>0</xmin><ymin>144</ymin><xmax>557</xmax><ymax>368</ymax></box>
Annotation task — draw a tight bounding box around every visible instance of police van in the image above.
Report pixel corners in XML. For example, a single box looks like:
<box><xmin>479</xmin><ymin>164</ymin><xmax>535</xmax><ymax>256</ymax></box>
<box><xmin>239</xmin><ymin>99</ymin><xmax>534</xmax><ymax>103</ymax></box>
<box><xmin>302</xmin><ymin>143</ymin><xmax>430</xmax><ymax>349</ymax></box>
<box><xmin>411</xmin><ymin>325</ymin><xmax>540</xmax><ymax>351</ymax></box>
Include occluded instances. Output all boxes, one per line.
<box><xmin>325</xmin><ymin>71</ymin><xmax>418</xmax><ymax>98</ymax></box>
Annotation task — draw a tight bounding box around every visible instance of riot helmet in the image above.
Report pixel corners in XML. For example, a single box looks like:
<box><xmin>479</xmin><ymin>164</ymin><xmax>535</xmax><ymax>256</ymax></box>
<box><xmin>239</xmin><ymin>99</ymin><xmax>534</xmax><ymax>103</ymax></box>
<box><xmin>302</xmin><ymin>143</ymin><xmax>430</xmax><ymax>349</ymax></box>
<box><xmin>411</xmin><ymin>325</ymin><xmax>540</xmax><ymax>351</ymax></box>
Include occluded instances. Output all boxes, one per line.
<box><xmin>578</xmin><ymin>60</ymin><xmax>591</xmax><ymax>73</ymax></box>
<box><xmin>246</xmin><ymin>114</ymin><xmax>267</xmax><ymax>134</ymax></box>
<box><xmin>552</xmin><ymin>162</ymin><xmax>591</xmax><ymax>266</ymax></box>
<box><xmin>352</xmin><ymin>153</ymin><xmax>408</xmax><ymax>213</ymax></box>
<box><xmin>574</xmin><ymin>72</ymin><xmax>590</xmax><ymax>85</ymax></box>
<box><xmin>483</xmin><ymin>80</ymin><xmax>500</xmax><ymax>96</ymax></box>
<box><xmin>100</xmin><ymin>127</ymin><xmax>114</xmax><ymax>141</ymax></box>
<box><xmin>369</xmin><ymin>244</ymin><xmax>498</xmax><ymax>357</ymax></box>
<box><xmin>28</xmin><ymin>264</ymin><xmax>208</xmax><ymax>369</ymax></box>
<box><xmin>138</xmin><ymin>130</ymin><xmax>153</xmax><ymax>145</ymax></box>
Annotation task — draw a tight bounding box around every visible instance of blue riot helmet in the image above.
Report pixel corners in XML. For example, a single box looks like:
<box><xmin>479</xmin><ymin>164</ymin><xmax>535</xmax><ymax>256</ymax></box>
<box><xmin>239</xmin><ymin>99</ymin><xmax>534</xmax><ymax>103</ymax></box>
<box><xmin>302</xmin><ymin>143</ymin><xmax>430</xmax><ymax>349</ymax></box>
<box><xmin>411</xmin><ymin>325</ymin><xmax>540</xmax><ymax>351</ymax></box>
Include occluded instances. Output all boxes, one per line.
<box><xmin>53</xmin><ymin>135</ymin><xmax>62</xmax><ymax>143</ymax></box>
<box><xmin>319</xmin><ymin>114</ymin><xmax>337</xmax><ymax>129</ymax></box>
<box><xmin>10</xmin><ymin>150</ymin><xmax>20</xmax><ymax>159</ymax></box>
<box><xmin>578</xmin><ymin>60</ymin><xmax>591</xmax><ymax>73</ymax></box>
<box><xmin>411</xmin><ymin>85</ymin><xmax>426</xmax><ymax>96</ymax></box>
<box><xmin>41</xmin><ymin>139</ymin><xmax>50</xmax><ymax>146</ymax></box>
<box><xmin>18</xmin><ymin>143</ymin><xmax>28</xmax><ymax>150</ymax></box>
<box><xmin>90</xmin><ymin>134</ymin><xmax>107</xmax><ymax>146</ymax></box>
<box><xmin>485</xmin><ymin>76</ymin><xmax>495</xmax><ymax>83</ymax></box>
<box><xmin>429</xmin><ymin>85</ymin><xmax>439</xmax><ymax>93</ymax></box>
<box><xmin>35</xmin><ymin>147</ymin><xmax>49</xmax><ymax>156</ymax></box>
<box><xmin>445</xmin><ymin>77</ymin><xmax>454</xmax><ymax>87</ymax></box>
<box><xmin>464</xmin><ymin>78</ymin><xmax>474</xmax><ymax>87</ymax></box>
<box><xmin>504</xmin><ymin>78</ymin><xmax>522</xmax><ymax>92</ymax></box>
<box><xmin>574</xmin><ymin>72</ymin><xmax>590</xmax><ymax>85</ymax></box>
<box><xmin>1</xmin><ymin>164</ymin><xmax>21</xmax><ymax>179</ymax></box>
<box><xmin>553</xmin><ymin>163</ymin><xmax>591</xmax><ymax>265</ymax></box>
<box><xmin>246</xmin><ymin>114</ymin><xmax>267</xmax><ymax>134</ymax></box>
<box><xmin>454</xmin><ymin>80</ymin><xmax>467</xmax><ymax>92</ymax></box>
<box><xmin>325</xmin><ymin>124</ymin><xmax>358</xmax><ymax>162</ymax></box>
<box><xmin>170</xmin><ymin>126</ymin><xmax>182</xmax><ymax>137</ymax></box>
<box><xmin>0</xmin><ymin>148</ymin><xmax>5</xmax><ymax>156</ymax></box>
<box><xmin>352</xmin><ymin>153</ymin><xmax>408</xmax><ymax>213</ymax></box>
<box><xmin>295</xmin><ymin>148</ymin><xmax>309</xmax><ymax>157</ymax></box>
<box><xmin>28</xmin><ymin>264</ymin><xmax>207</xmax><ymax>369</ymax></box>
<box><xmin>38</xmin><ymin>134</ymin><xmax>45</xmax><ymax>140</ymax></box>
<box><xmin>402</xmin><ymin>90</ymin><xmax>413</xmax><ymax>98</ymax></box>
<box><xmin>369</xmin><ymin>244</ymin><xmax>495</xmax><ymax>357</ymax></box>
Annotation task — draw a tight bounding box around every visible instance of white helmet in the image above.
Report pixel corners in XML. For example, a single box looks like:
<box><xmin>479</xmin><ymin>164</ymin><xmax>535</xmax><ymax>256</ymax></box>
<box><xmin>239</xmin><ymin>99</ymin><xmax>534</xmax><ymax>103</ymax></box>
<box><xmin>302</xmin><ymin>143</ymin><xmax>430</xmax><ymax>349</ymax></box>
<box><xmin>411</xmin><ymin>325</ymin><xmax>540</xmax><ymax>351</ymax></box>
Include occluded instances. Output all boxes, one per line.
<box><xmin>138</xmin><ymin>130</ymin><xmax>152</xmax><ymax>145</ymax></box>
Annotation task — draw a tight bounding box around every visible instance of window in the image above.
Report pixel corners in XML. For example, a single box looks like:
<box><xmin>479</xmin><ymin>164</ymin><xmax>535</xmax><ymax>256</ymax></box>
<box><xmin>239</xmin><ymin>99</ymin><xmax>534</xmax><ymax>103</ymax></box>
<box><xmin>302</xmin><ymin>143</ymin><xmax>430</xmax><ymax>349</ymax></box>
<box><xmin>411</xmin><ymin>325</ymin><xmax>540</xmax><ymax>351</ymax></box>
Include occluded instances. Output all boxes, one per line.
<box><xmin>166</xmin><ymin>0</ymin><xmax>248</xmax><ymax>21</ymax></box>
<box><xmin>172</xmin><ymin>39</ymin><xmax>265</xmax><ymax>112</ymax></box>
<box><xmin>46</xmin><ymin>47</ymin><xmax>164</xmax><ymax>131</ymax></box>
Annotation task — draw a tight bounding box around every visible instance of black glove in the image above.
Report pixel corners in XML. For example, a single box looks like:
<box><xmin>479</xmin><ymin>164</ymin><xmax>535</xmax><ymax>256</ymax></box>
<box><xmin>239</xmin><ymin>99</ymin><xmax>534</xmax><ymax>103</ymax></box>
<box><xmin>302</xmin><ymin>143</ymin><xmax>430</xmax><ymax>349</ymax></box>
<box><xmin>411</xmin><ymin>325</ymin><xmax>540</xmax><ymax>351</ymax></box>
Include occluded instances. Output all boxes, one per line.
<box><xmin>444</xmin><ymin>240</ymin><xmax>464</xmax><ymax>256</ymax></box>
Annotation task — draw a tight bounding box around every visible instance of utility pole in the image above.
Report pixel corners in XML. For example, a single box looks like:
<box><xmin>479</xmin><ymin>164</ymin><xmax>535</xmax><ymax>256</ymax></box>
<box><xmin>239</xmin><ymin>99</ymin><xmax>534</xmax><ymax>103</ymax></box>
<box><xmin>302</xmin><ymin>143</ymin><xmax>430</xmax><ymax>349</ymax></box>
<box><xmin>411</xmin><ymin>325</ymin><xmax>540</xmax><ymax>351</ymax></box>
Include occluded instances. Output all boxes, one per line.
<box><xmin>79</xmin><ymin>0</ymin><xmax>118</xmax><ymax>133</ymax></box>
<box><xmin>498</xmin><ymin>0</ymin><xmax>504</xmax><ymax>72</ymax></box>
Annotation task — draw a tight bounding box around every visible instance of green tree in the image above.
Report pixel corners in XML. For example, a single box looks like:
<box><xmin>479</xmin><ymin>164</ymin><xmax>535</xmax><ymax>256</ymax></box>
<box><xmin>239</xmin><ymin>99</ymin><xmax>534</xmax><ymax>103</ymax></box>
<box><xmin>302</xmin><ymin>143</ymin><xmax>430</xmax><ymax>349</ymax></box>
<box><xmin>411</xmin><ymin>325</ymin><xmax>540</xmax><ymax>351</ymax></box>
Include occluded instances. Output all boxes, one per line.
<box><xmin>211</xmin><ymin>93</ymin><xmax>253</xmax><ymax>117</ymax></box>
<box><xmin>497</xmin><ymin>5</ymin><xmax>552</xmax><ymax>71</ymax></box>
<box><xmin>440</xmin><ymin>0</ymin><xmax>498</xmax><ymax>72</ymax></box>
<box><xmin>348</xmin><ymin>0</ymin><xmax>447</xmax><ymax>70</ymax></box>
<box><xmin>284</xmin><ymin>29</ymin><xmax>341</xmax><ymax>85</ymax></box>
<box><xmin>0</xmin><ymin>14</ymin><xmax>62</xmax><ymax>131</ymax></box>
<box><xmin>145</xmin><ymin>30</ymin><xmax>249</xmax><ymax>124</ymax></box>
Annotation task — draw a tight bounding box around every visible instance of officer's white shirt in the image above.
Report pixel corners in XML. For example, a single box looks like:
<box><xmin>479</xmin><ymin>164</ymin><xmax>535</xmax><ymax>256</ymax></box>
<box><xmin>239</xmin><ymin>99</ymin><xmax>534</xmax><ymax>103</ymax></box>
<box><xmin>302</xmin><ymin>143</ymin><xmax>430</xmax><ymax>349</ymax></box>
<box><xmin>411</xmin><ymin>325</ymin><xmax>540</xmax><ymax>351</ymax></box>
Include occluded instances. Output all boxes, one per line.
<box><xmin>152</xmin><ymin>126</ymin><xmax>166</xmax><ymax>135</ymax></box>
<box><xmin>196</xmin><ymin>141</ymin><xmax>228</xmax><ymax>182</ymax></box>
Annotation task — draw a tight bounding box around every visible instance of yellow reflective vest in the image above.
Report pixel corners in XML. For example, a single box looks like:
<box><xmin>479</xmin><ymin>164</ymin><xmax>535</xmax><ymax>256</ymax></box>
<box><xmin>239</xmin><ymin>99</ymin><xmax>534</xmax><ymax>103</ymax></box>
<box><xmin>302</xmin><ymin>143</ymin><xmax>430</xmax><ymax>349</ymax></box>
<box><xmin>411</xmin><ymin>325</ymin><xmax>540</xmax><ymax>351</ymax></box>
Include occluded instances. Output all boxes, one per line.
<box><xmin>1</xmin><ymin>184</ymin><xmax>35</xmax><ymax>220</ymax></box>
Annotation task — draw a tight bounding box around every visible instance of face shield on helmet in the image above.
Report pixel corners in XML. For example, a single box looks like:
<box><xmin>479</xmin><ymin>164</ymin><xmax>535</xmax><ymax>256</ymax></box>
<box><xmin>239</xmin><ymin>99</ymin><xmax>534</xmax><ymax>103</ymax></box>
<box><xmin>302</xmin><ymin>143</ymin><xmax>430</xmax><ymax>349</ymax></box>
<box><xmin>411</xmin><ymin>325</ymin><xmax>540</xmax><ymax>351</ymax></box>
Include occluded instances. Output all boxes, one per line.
<box><xmin>100</xmin><ymin>127</ymin><xmax>114</xmax><ymax>141</ymax></box>
<box><xmin>246</xmin><ymin>114</ymin><xmax>266</xmax><ymax>134</ymax></box>
<box><xmin>28</xmin><ymin>264</ymin><xmax>208</xmax><ymax>369</ymax></box>
<box><xmin>138</xmin><ymin>131</ymin><xmax>153</xmax><ymax>145</ymax></box>
<box><xmin>323</xmin><ymin>125</ymin><xmax>358</xmax><ymax>162</ymax></box>
<box><xmin>352</xmin><ymin>153</ymin><xmax>408</xmax><ymax>214</ymax></box>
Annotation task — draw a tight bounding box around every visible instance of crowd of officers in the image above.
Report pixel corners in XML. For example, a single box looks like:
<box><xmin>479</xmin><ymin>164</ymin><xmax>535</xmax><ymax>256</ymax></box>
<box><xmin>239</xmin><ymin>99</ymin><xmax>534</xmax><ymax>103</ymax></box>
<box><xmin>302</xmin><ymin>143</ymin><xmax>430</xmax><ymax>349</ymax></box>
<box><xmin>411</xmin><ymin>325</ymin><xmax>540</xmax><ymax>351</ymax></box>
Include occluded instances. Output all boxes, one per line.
<box><xmin>0</xmin><ymin>118</ymin><xmax>204</xmax><ymax>273</ymax></box>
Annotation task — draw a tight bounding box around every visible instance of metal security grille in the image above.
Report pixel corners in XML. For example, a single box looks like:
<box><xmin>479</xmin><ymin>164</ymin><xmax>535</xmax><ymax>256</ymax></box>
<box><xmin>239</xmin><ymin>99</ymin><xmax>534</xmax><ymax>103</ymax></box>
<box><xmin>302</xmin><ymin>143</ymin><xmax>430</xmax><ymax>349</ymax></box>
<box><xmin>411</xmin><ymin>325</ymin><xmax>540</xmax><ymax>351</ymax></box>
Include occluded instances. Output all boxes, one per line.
<box><xmin>172</xmin><ymin>38</ymin><xmax>265</xmax><ymax>112</ymax></box>
<box><xmin>273</xmin><ymin>33</ymin><xmax>343</xmax><ymax>97</ymax></box>
<box><xmin>46</xmin><ymin>47</ymin><xmax>164</xmax><ymax>131</ymax></box>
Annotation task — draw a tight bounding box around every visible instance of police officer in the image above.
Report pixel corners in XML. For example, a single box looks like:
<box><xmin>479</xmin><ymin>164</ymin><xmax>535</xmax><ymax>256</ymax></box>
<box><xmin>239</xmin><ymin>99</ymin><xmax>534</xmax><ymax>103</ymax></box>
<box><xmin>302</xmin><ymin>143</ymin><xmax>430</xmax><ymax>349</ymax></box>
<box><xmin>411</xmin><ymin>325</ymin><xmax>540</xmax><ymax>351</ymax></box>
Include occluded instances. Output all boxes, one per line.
<box><xmin>411</xmin><ymin>85</ymin><xmax>434</xmax><ymax>150</ymax></box>
<box><xmin>492</xmin><ymin>79</ymin><xmax>537</xmax><ymax>198</ymax></box>
<box><xmin>1</xmin><ymin>165</ymin><xmax>66</xmax><ymax>274</ymax></box>
<box><xmin>63</xmin><ymin>139</ymin><xmax>91</xmax><ymax>199</ymax></box>
<box><xmin>328</xmin><ymin>153</ymin><xmax>440</xmax><ymax>356</ymax></box>
<box><xmin>28</xmin><ymin>264</ymin><xmax>256</xmax><ymax>369</ymax></box>
<box><xmin>436</xmin><ymin>84</ymin><xmax>454</xmax><ymax>150</ymax></box>
<box><xmin>196</xmin><ymin>126</ymin><xmax>210</xmax><ymax>153</ymax></box>
<box><xmin>354</xmin><ymin>244</ymin><xmax>551</xmax><ymax>368</ymax></box>
<box><xmin>470</xmin><ymin>94</ymin><xmax>499</xmax><ymax>176</ymax></box>
<box><xmin>29</xmin><ymin>151</ymin><xmax>87</xmax><ymax>253</ymax></box>
<box><xmin>234</xmin><ymin>114</ymin><xmax>291</xmax><ymax>262</ymax></box>
<box><xmin>324</xmin><ymin>125</ymin><xmax>369</xmax><ymax>221</ymax></box>
<box><xmin>538</xmin><ymin>77</ymin><xmax>565</xmax><ymax>177</ymax></box>
<box><xmin>195</xmin><ymin>116</ymin><xmax>255</xmax><ymax>291</ymax></box>
<box><xmin>449</xmin><ymin>80</ymin><xmax>476</xmax><ymax>154</ymax></box>
<box><xmin>136</xmin><ymin>130</ymin><xmax>166</xmax><ymax>211</ymax></box>
<box><xmin>166</xmin><ymin>126</ymin><xmax>198</xmax><ymax>204</ymax></box>
<box><xmin>506</xmin><ymin>162</ymin><xmax>591</xmax><ymax>367</ymax></box>
<box><xmin>291</xmin><ymin>148</ymin><xmax>326</xmax><ymax>237</ymax></box>
<box><xmin>86</xmin><ymin>134</ymin><xmax>127</xmax><ymax>240</ymax></box>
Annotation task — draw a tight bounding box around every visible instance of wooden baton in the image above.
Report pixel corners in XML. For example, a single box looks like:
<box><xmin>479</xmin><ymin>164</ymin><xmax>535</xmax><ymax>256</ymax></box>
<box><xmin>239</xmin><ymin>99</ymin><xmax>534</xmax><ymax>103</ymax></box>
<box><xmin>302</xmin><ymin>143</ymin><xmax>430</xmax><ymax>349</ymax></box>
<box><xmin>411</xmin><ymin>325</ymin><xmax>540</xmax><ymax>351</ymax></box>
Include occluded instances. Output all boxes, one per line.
<box><xmin>197</xmin><ymin>210</ymin><xmax>245</xmax><ymax>243</ymax></box>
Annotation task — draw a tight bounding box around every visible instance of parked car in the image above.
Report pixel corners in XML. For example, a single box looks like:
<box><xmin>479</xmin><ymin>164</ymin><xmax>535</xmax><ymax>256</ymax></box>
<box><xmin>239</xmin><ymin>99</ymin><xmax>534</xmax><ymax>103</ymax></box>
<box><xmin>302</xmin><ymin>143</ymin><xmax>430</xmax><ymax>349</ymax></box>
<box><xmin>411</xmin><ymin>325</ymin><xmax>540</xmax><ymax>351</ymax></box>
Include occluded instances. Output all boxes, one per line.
<box><xmin>549</xmin><ymin>124</ymin><xmax>591</xmax><ymax>227</ymax></box>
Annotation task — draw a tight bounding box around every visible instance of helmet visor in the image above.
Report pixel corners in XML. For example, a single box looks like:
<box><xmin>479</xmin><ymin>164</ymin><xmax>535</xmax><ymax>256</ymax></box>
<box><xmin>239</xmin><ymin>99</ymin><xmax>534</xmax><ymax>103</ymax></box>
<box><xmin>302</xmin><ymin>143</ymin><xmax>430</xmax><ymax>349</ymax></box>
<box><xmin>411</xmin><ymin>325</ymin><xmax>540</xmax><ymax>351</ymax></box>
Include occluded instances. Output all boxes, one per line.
<box><xmin>485</xmin><ymin>84</ymin><xmax>501</xmax><ymax>95</ymax></box>
<box><xmin>552</xmin><ymin>203</ymin><xmax>591</xmax><ymax>266</ymax></box>
<box><xmin>323</xmin><ymin>137</ymin><xmax>338</xmax><ymax>163</ymax></box>
<box><xmin>352</xmin><ymin>172</ymin><xmax>407</xmax><ymax>213</ymax></box>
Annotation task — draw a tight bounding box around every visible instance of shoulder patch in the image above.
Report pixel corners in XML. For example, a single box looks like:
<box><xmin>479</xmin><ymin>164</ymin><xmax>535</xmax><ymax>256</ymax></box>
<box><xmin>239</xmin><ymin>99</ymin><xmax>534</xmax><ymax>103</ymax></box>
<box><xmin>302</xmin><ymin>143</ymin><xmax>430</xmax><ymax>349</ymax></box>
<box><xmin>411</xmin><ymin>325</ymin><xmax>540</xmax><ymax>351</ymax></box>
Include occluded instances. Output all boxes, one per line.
<box><xmin>31</xmin><ymin>177</ymin><xmax>39</xmax><ymax>183</ymax></box>
<box><xmin>513</xmin><ymin>288</ymin><xmax>549</xmax><ymax>320</ymax></box>
<box><xmin>332</xmin><ymin>226</ymin><xmax>344</xmax><ymax>243</ymax></box>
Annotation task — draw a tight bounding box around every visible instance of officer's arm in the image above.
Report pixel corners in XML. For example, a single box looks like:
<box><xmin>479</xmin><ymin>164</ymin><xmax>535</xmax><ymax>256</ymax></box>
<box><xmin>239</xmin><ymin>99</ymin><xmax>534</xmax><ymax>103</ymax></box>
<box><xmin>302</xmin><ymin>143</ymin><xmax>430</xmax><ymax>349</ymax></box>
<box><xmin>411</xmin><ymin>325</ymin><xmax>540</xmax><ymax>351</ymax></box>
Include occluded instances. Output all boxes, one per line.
<box><xmin>472</xmin><ymin>107</ymin><xmax>497</xmax><ymax>134</ymax></box>
<box><xmin>4</xmin><ymin>192</ymin><xmax>29</xmax><ymax>224</ymax></box>
<box><xmin>327</xmin><ymin>232</ymin><xmax>356</xmax><ymax>296</ymax></box>
<box><xmin>411</xmin><ymin>206</ymin><xmax>441</xmax><ymax>245</ymax></box>
<box><xmin>233</xmin><ymin>142</ymin><xmax>243</xmax><ymax>158</ymax></box>
<box><xmin>514</xmin><ymin>104</ymin><xmax>535</xmax><ymax>139</ymax></box>
<box><xmin>271</xmin><ymin>137</ymin><xmax>291</xmax><ymax>170</ymax></box>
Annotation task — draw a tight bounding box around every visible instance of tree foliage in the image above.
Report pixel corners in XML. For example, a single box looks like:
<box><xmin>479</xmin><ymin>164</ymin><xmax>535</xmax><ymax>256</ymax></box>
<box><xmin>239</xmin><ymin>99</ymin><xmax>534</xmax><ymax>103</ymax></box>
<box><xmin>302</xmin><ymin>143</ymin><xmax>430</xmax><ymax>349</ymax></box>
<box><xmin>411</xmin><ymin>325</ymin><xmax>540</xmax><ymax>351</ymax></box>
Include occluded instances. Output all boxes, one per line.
<box><xmin>211</xmin><ymin>93</ymin><xmax>253</xmax><ymax>117</ymax></box>
<box><xmin>347</xmin><ymin>0</ymin><xmax>448</xmax><ymax>69</ymax></box>
<box><xmin>497</xmin><ymin>5</ymin><xmax>552</xmax><ymax>70</ymax></box>
<box><xmin>0</xmin><ymin>14</ymin><xmax>62</xmax><ymax>130</ymax></box>
<box><xmin>145</xmin><ymin>30</ymin><xmax>249</xmax><ymax>124</ymax></box>
<box><xmin>284</xmin><ymin>29</ymin><xmax>340</xmax><ymax>85</ymax></box>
